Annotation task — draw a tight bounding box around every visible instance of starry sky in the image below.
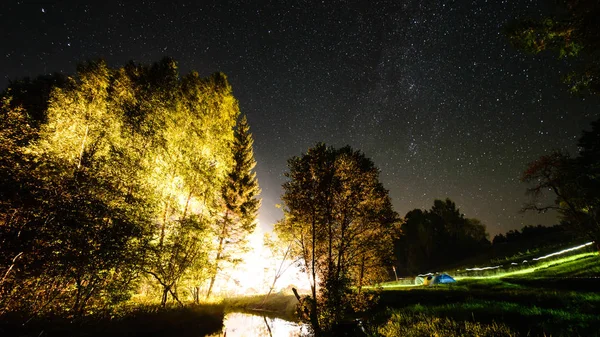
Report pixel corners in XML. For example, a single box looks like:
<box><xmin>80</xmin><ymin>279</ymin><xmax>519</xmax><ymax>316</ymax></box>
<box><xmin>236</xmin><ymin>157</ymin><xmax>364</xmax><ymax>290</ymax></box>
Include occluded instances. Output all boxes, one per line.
<box><xmin>1</xmin><ymin>0</ymin><xmax>598</xmax><ymax>236</ymax></box>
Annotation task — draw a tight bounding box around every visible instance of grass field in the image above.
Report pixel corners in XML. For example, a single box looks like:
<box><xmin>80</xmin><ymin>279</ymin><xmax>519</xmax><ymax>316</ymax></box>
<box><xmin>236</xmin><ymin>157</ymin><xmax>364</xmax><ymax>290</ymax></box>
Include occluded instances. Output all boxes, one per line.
<box><xmin>371</xmin><ymin>253</ymin><xmax>600</xmax><ymax>337</ymax></box>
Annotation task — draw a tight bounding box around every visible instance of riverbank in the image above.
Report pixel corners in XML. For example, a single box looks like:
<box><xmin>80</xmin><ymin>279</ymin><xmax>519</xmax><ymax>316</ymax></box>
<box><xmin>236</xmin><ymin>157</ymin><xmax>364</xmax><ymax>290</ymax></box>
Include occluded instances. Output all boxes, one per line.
<box><xmin>224</xmin><ymin>293</ymin><xmax>300</xmax><ymax>321</ymax></box>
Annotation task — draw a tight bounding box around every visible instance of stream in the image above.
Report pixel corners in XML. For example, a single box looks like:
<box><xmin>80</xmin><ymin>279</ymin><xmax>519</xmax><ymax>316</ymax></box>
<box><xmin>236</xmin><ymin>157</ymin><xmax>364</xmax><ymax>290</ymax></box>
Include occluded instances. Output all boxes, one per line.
<box><xmin>206</xmin><ymin>312</ymin><xmax>309</xmax><ymax>337</ymax></box>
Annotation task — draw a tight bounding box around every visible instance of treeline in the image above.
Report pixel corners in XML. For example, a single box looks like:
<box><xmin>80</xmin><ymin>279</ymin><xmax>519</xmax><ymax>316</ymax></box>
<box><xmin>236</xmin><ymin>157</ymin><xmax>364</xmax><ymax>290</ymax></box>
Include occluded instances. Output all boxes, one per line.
<box><xmin>393</xmin><ymin>206</ymin><xmax>589</xmax><ymax>277</ymax></box>
<box><xmin>0</xmin><ymin>58</ymin><xmax>260</xmax><ymax>317</ymax></box>
<box><xmin>489</xmin><ymin>223</ymin><xmax>586</xmax><ymax>263</ymax></box>
<box><xmin>492</xmin><ymin>223</ymin><xmax>582</xmax><ymax>246</ymax></box>
<box><xmin>393</xmin><ymin>199</ymin><xmax>491</xmax><ymax>276</ymax></box>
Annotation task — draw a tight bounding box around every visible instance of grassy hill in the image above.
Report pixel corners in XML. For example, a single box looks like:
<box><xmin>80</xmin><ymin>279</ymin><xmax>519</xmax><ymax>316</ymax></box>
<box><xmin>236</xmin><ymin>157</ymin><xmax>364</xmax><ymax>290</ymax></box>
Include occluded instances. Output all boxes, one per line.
<box><xmin>370</xmin><ymin>245</ymin><xmax>600</xmax><ymax>337</ymax></box>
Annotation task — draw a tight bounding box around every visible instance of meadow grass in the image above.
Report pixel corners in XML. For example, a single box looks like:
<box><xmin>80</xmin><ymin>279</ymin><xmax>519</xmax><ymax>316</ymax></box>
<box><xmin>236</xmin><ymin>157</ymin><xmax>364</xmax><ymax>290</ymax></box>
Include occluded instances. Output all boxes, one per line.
<box><xmin>376</xmin><ymin>311</ymin><xmax>519</xmax><ymax>337</ymax></box>
<box><xmin>455</xmin><ymin>252</ymin><xmax>599</xmax><ymax>280</ymax></box>
<box><xmin>374</xmin><ymin>259</ymin><xmax>600</xmax><ymax>337</ymax></box>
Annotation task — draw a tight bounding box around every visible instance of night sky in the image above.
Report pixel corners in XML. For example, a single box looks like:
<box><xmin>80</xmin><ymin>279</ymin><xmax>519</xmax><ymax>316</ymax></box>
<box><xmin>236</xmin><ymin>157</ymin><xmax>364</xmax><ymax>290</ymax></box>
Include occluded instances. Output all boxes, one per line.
<box><xmin>2</xmin><ymin>0</ymin><xmax>598</xmax><ymax>236</ymax></box>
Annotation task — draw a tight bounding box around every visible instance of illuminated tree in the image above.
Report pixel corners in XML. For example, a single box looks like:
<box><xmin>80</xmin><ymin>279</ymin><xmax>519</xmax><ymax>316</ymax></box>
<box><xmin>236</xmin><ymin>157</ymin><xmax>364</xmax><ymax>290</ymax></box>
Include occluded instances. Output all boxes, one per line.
<box><xmin>206</xmin><ymin>115</ymin><xmax>260</xmax><ymax>298</ymax></box>
<box><xmin>0</xmin><ymin>61</ymin><xmax>153</xmax><ymax>316</ymax></box>
<box><xmin>277</xmin><ymin>143</ymin><xmax>398</xmax><ymax>334</ymax></box>
<box><xmin>135</xmin><ymin>66</ymin><xmax>239</xmax><ymax>305</ymax></box>
<box><xmin>0</xmin><ymin>58</ymin><xmax>241</xmax><ymax>315</ymax></box>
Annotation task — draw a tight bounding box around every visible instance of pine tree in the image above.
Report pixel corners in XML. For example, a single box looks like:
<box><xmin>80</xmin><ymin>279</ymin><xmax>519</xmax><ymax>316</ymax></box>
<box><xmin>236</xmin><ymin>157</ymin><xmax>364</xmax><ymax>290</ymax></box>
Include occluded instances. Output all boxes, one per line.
<box><xmin>206</xmin><ymin>115</ymin><xmax>261</xmax><ymax>298</ymax></box>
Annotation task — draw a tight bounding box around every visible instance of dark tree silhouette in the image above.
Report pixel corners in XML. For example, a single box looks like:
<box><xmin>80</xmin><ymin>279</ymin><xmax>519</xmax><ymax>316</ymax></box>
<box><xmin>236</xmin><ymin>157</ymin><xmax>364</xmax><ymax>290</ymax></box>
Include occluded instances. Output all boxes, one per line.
<box><xmin>393</xmin><ymin>199</ymin><xmax>490</xmax><ymax>276</ymax></box>
<box><xmin>522</xmin><ymin>119</ymin><xmax>600</xmax><ymax>251</ymax></box>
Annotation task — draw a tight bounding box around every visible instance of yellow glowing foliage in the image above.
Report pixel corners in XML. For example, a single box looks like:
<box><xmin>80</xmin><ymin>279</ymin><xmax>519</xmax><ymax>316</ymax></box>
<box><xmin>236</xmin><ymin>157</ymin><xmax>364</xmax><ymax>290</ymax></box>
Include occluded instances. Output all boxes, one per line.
<box><xmin>34</xmin><ymin>61</ymin><xmax>121</xmax><ymax>168</ymax></box>
<box><xmin>15</xmin><ymin>58</ymin><xmax>241</xmax><ymax>307</ymax></box>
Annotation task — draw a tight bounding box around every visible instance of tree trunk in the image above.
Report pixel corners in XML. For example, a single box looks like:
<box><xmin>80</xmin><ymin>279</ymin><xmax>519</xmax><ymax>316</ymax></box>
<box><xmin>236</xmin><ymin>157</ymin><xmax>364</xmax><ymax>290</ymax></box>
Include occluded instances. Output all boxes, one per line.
<box><xmin>1</xmin><ymin>252</ymin><xmax>23</xmax><ymax>285</ymax></box>
<box><xmin>159</xmin><ymin>199</ymin><xmax>170</xmax><ymax>247</ymax></box>
<box><xmin>206</xmin><ymin>212</ymin><xmax>229</xmax><ymax>299</ymax></box>
<box><xmin>206</xmin><ymin>242</ymin><xmax>222</xmax><ymax>299</ymax></box>
<box><xmin>169</xmin><ymin>287</ymin><xmax>184</xmax><ymax>307</ymax></box>
<box><xmin>310</xmin><ymin>215</ymin><xmax>321</xmax><ymax>336</ymax></box>
<box><xmin>262</xmin><ymin>244</ymin><xmax>292</xmax><ymax>306</ymax></box>
<box><xmin>182</xmin><ymin>190</ymin><xmax>193</xmax><ymax>219</ymax></box>
<box><xmin>161</xmin><ymin>286</ymin><xmax>170</xmax><ymax>307</ymax></box>
<box><xmin>73</xmin><ymin>278</ymin><xmax>82</xmax><ymax>315</ymax></box>
<box><xmin>193</xmin><ymin>286</ymin><xmax>200</xmax><ymax>304</ymax></box>
<box><xmin>358</xmin><ymin>255</ymin><xmax>365</xmax><ymax>294</ymax></box>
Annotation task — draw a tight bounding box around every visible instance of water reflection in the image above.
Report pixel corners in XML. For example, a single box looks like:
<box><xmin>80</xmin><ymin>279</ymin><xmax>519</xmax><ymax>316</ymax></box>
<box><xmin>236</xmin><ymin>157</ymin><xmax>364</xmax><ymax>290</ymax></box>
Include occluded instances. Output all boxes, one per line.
<box><xmin>206</xmin><ymin>312</ymin><xmax>309</xmax><ymax>337</ymax></box>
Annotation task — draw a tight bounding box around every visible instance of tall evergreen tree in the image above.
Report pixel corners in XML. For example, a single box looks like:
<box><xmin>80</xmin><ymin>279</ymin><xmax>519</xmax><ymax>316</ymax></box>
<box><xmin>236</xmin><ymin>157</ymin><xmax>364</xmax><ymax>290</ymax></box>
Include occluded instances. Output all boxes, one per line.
<box><xmin>206</xmin><ymin>115</ymin><xmax>261</xmax><ymax>298</ymax></box>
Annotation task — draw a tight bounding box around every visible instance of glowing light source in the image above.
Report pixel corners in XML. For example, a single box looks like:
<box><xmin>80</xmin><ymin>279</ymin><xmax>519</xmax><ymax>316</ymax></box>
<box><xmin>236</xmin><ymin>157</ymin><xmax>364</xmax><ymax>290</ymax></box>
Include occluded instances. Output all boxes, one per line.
<box><xmin>213</xmin><ymin>225</ymin><xmax>310</xmax><ymax>296</ymax></box>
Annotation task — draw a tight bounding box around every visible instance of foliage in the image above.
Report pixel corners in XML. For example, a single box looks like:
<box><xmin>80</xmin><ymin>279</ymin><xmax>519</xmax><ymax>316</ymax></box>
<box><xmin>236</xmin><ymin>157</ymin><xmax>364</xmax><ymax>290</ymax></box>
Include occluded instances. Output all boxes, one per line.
<box><xmin>4</xmin><ymin>73</ymin><xmax>69</xmax><ymax>127</ymax></box>
<box><xmin>393</xmin><ymin>199</ymin><xmax>491</xmax><ymax>276</ymax></box>
<box><xmin>276</xmin><ymin>143</ymin><xmax>398</xmax><ymax>334</ymax></box>
<box><xmin>505</xmin><ymin>0</ymin><xmax>600</xmax><ymax>94</ymax></box>
<box><xmin>522</xmin><ymin>119</ymin><xmax>600</xmax><ymax>251</ymax></box>
<box><xmin>0</xmin><ymin>57</ymin><xmax>244</xmax><ymax>316</ymax></box>
<box><xmin>0</xmin><ymin>63</ymin><xmax>153</xmax><ymax>316</ymax></box>
<box><xmin>492</xmin><ymin>223</ymin><xmax>572</xmax><ymax>245</ymax></box>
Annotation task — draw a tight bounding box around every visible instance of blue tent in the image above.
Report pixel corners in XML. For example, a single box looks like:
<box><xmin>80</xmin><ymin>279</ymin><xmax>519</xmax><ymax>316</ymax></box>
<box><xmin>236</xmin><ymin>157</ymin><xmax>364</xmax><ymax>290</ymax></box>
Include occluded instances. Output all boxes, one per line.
<box><xmin>431</xmin><ymin>273</ymin><xmax>456</xmax><ymax>285</ymax></box>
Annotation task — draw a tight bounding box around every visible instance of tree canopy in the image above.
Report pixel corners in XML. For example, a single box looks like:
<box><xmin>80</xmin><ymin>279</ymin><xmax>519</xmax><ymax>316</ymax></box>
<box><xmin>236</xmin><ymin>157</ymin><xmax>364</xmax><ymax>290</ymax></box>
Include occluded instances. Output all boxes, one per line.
<box><xmin>276</xmin><ymin>143</ymin><xmax>398</xmax><ymax>334</ymax></box>
<box><xmin>0</xmin><ymin>58</ymin><xmax>255</xmax><ymax>315</ymax></box>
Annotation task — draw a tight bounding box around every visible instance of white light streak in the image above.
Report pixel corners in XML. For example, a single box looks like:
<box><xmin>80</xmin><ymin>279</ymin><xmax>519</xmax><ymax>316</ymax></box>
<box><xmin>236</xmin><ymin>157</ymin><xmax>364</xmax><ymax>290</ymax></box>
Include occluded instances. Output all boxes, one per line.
<box><xmin>413</xmin><ymin>241</ymin><xmax>594</xmax><ymax>279</ymax></box>
<box><xmin>532</xmin><ymin>242</ymin><xmax>594</xmax><ymax>261</ymax></box>
<box><xmin>465</xmin><ymin>265</ymin><xmax>502</xmax><ymax>271</ymax></box>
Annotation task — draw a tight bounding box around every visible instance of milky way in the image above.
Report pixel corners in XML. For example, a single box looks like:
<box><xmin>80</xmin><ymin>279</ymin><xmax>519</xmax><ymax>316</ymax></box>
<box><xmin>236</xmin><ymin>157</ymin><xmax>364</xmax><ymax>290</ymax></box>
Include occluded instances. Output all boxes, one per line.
<box><xmin>2</xmin><ymin>0</ymin><xmax>598</xmax><ymax>236</ymax></box>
